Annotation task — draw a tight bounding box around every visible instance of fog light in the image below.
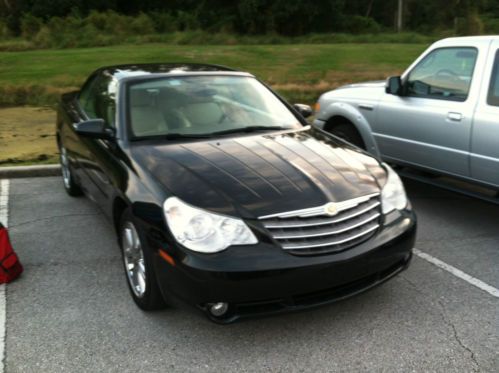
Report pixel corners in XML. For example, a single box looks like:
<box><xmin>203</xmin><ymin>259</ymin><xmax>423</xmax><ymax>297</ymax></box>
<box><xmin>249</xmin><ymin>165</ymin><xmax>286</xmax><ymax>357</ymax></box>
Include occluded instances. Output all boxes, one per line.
<box><xmin>209</xmin><ymin>302</ymin><xmax>229</xmax><ymax>317</ymax></box>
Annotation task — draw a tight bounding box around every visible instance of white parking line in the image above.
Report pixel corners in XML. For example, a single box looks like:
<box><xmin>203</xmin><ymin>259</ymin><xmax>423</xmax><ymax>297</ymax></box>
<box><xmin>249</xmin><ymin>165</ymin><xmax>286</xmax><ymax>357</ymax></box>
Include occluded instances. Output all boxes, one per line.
<box><xmin>414</xmin><ymin>248</ymin><xmax>499</xmax><ymax>298</ymax></box>
<box><xmin>0</xmin><ymin>180</ymin><xmax>7</xmax><ymax>226</ymax></box>
<box><xmin>0</xmin><ymin>179</ymin><xmax>9</xmax><ymax>373</ymax></box>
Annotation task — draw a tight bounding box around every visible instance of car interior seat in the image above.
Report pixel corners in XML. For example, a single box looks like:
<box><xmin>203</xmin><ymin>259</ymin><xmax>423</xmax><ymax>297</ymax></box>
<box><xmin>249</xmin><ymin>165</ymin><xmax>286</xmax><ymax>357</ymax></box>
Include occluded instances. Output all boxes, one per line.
<box><xmin>158</xmin><ymin>88</ymin><xmax>192</xmax><ymax>132</ymax></box>
<box><xmin>130</xmin><ymin>89</ymin><xmax>169</xmax><ymax>136</ymax></box>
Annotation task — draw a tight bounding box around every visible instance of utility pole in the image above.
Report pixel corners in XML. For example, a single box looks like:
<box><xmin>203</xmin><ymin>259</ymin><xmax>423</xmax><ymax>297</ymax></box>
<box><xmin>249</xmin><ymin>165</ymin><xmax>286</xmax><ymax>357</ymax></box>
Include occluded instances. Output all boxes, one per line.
<box><xmin>397</xmin><ymin>0</ymin><xmax>403</xmax><ymax>32</ymax></box>
<box><xmin>365</xmin><ymin>0</ymin><xmax>374</xmax><ymax>17</ymax></box>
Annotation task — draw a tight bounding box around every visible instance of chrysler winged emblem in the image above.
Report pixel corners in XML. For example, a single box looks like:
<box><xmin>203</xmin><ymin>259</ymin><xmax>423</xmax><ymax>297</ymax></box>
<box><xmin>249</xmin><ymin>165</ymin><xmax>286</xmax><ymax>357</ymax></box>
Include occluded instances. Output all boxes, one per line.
<box><xmin>324</xmin><ymin>202</ymin><xmax>338</xmax><ymax>216</ymax></box>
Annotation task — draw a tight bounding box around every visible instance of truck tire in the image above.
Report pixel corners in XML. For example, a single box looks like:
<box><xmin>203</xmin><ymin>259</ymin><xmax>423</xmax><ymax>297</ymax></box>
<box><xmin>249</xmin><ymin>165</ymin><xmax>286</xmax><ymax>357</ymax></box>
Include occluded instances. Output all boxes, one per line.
<box><xmin>330</xmin><ymin>123</ymin><xmax>365</xmax><ymax>149</ymax></box>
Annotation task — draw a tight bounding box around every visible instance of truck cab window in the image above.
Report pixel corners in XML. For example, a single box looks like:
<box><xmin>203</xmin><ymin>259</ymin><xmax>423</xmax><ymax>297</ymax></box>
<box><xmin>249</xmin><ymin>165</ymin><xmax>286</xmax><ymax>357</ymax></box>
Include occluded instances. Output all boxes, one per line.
<box><xmin>487</xmin><ymin>49</ymin><xmax>499</xmax><ymax>107</ymax></box>
<box><xmin>406</xmin><ymin>47</ymin><xmax>478</xmax><ymax>102</ymax></box>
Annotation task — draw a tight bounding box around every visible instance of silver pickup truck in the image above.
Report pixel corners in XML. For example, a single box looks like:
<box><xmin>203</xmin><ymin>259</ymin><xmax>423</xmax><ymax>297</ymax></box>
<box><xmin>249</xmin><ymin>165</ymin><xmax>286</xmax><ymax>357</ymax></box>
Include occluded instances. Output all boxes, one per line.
<box><xmin>314</xmin><ymin>36</ymin><xmax>499</xmax><ymax>193</ymax></box>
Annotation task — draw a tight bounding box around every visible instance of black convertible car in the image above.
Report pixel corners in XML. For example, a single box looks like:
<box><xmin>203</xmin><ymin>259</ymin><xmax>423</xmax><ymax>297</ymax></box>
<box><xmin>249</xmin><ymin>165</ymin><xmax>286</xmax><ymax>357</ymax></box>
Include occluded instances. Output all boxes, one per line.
<box><xmin>56</xmin><ymin>63</ymin><xmax>416</xmax><ymax>323</ymax></box>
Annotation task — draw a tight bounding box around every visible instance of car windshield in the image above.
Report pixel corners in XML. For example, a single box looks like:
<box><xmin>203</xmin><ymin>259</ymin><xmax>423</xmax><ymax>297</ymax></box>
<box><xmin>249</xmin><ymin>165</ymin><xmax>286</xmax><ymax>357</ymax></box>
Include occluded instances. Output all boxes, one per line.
<box><xmin>127</xmin><ymin>75</ymin><xmax>301</xmax><ymax>139</ymax></box>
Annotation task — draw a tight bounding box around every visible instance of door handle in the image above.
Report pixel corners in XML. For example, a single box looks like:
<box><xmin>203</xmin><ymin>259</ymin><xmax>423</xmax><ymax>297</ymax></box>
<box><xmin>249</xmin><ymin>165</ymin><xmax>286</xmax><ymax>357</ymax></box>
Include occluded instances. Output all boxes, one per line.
<box><xmin>447</xmin><ymin>112</ymin><xmax>462</xmax><ymax>121</ymax></box>
<box><xmin>358</xmin><ymin>104</ymin><xmax>374</xmax><ymax>111</ymax></box>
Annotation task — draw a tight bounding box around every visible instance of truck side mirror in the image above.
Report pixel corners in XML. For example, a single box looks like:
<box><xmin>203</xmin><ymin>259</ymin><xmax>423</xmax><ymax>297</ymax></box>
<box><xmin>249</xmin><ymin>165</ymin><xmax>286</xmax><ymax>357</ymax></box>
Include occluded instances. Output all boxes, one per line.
<box><xmin>293</xmin><ymin>103</ymin><xmax>313</xmax><ymax>119</ymax></box>
<box><xmin>385</xmin><ymin>76</ymin><xmax>403</xmax><ymax>95</ymax></box>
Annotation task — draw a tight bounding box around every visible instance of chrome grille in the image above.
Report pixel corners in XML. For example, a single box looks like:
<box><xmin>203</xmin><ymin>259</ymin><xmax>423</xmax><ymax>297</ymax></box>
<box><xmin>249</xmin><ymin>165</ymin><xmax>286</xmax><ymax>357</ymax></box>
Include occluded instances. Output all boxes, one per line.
<box><xmin>259</xmin><ymin>193</ymin><xmax>381</xmax><ymax>255</ymax></box>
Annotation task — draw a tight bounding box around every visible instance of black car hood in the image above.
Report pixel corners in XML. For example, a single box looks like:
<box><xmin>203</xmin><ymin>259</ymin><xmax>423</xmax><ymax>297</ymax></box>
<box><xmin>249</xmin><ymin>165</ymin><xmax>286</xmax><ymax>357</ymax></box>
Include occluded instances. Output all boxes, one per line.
<box><xmin>131</xmin><ymin>127</ymin><xmax>386</xmax><ymax>218</ymax></box>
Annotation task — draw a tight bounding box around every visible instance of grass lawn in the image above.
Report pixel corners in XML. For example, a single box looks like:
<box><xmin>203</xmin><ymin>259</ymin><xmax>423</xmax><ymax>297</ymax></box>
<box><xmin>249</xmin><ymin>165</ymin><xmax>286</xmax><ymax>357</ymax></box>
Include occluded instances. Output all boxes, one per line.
<box><xmin>0</xmin><ymin>43</ymin><xmax>428</xmax><ymax>165</ymax></box>
<box><xmin>0</xmin><ymin>43</ymin><xmax>427</xmax><ymax>105</ymax></box>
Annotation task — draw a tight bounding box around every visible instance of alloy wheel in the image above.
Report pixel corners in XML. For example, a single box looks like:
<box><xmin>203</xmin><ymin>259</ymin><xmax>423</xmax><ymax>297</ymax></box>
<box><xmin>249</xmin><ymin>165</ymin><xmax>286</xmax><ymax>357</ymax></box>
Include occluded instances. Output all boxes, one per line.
<box><xmin>122</xmin><ymin>222</ymin><xmax>147</xmax><ymax>298</ymax></box>
<box><xmin>60</xmin><ymin>146</ymin><xmax>71</xmax><ymax>189</ymax></box>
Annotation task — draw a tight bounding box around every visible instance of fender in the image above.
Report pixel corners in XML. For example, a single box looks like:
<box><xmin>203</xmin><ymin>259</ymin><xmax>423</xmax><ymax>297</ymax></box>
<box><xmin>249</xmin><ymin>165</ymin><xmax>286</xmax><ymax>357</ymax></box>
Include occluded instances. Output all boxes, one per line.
<box><xmin>314</xmin><ymin>101</ymin><xmax>381</xmax><ymax>159</ymax></box>
<box><xmin>126</xmin><ymin>165</ymin><xmax>166</xmax><ymax>231</ymax></box>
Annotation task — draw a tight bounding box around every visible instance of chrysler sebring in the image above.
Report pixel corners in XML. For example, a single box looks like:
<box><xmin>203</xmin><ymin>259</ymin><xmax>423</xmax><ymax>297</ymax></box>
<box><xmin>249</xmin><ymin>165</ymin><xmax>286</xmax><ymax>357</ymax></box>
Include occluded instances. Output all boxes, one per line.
<box><xmin>56</xmin><ymin>63</ymin><xmax>416</xmax><ymax>323</ymax></box>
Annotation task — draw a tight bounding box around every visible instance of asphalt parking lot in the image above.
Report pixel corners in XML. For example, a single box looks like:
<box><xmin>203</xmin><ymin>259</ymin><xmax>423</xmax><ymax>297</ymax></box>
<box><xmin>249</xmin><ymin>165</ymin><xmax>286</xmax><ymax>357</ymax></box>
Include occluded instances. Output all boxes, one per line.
<box><xmin>1</xmin><ymin>176</ymin><xmax>498</xmax><ymax>372</ymax></box>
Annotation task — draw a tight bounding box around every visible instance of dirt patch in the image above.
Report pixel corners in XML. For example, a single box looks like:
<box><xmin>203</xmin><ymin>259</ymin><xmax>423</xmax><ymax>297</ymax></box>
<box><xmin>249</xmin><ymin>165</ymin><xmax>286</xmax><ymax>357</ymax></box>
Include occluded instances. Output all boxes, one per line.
<box><xmin>0</xmin><ymin>106</ymin><xmax>58</xmax><ymax>166</ymax></box>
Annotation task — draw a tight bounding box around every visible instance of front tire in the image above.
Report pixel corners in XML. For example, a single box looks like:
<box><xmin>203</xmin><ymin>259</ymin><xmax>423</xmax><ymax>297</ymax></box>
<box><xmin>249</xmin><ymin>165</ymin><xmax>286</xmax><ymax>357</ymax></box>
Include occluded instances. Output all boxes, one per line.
<box><xmin>59</xmin><ymin>144</ymin><xmax>82</xmax><ymax>196</ymax></box>
<box><xmin>330</xmin><ymin>123</ymin><xmax>365</xmax><ymax>149</ymax></box>
<box><xmin>119</xmin><ymin>209</ymin><xmax>166</xmax><ymax>311</ymax></box>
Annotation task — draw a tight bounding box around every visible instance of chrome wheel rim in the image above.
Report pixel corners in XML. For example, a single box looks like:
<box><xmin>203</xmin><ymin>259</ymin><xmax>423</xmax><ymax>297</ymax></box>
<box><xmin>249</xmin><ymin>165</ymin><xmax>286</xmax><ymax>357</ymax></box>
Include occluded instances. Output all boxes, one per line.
<box><xmin>60</xmin><ymin>146</ymin><xmax>71</xmax><ymax>189</ymax></box>
<box><xmin>122</xmin><ymin>222</ymin><xmax>147</xmax><ymax>298</ymax></box>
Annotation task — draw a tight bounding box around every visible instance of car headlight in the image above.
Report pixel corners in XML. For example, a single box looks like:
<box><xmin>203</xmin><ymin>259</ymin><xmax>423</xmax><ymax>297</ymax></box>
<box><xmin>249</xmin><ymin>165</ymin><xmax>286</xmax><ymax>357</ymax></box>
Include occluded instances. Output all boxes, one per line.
<box><xmin>381</xmin><ymin>164</ymin><xmax>407</xmax><ymax>214</ymax></box>
<box><xmin>163</xmin><ymin>197</ymin><xmax>258</xmax><ymax>253</ymax></box>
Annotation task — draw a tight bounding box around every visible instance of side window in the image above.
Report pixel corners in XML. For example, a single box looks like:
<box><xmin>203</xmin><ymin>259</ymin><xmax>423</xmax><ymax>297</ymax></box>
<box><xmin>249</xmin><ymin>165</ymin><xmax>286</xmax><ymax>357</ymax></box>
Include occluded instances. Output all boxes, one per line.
<box><xmin>78</xmin><ymin>76</ymin><xmax>98</xmax><ymax>117</ymax></box>
<box><xmin>406</xmin><ymin>47</ymin><xmax>478</xmax><ymax>101</ymax></box>
<box><xmin>95</xmin><ymin>78</ymin><xmax>117</xmax><ymax>128</ymax></box>
<box><xmin>487</xmin><ymin>50</ymin><xmax>499</xmax><ymax>107</ymax></box>
<box><xmin>78</xmin><ymin>74</ymin><xmax>117</xmax><ymax>128</ymax></box>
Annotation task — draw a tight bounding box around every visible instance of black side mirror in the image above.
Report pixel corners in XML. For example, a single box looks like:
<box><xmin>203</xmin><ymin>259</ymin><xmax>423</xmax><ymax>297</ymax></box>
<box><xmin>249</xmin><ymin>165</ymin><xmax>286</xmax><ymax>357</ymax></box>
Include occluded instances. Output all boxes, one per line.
<box><xmin>385</xmin><ymin>76</ymin><xmax>403</xmax><ymax>95</ymax></box>
<box><xmin>293</xmin><ymin>103</ymin><xmax>313</xmax><ymax>119</ymax></box>
<box><xmin>74</xmin><ymin>119</ymin><xmax>114</xmax><ymax>140</ymax></box>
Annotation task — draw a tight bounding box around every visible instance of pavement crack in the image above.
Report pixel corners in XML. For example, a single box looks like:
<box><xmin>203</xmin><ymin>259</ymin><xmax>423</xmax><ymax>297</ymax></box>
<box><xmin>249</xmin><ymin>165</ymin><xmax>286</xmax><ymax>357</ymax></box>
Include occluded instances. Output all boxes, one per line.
<box><xmin>400</xmin><ymin>275</ymin><xmax>481</xmax><ymax>372</ymax></box>
<box><xmin>445</xmin><ymin>311</ymin><xmax>480</xmax><ymax>372</ymax></box>
<box><xmin>8</xmin><ymin>212</ymin><xmax>103</xmax><ymax>228</ymax></box>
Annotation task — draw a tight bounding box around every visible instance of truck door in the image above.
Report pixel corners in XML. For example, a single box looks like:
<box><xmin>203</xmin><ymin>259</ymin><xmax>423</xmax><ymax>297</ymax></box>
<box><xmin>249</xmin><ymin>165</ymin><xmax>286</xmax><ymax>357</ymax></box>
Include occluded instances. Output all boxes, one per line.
<box><xmin>375</xmin><ymin>46</ymin><xmax>482</xmax><ymax>177</ymax></box>
<box><xmin>470</xmin><ymin>45</ymin><xmax>499</xmax><ymax>188</ymax></box>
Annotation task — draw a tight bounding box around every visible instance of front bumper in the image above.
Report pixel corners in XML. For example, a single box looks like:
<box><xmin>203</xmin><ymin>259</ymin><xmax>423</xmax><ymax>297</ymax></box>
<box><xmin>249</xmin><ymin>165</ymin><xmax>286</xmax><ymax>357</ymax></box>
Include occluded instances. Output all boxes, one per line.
<box><xmin>152</xmin><ymin>209</ymin><xmax>416</xmax><ymax>323</ymax></box>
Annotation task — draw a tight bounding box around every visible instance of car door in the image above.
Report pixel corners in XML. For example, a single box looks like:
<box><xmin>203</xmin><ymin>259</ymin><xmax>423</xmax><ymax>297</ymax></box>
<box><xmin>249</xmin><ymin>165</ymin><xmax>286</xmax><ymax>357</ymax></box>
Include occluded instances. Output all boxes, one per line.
<box><xmin>76</xmin><ymin>74</ymin><xmax>119</xmax><ymax>210</ymax></box>
<box><xmin>470</xmin><ymin>44</ymin><xmax>499</xmax><ymax>188</ymax></box>
<box><xmin>374</xmin><ymin>46</ymin><xmax>480</xmax><ymax>177</ymax></box>
<box><xmin>58</xmin><ymin>74</ymin><xmax>98</xmax><ymax>195</ymax></box>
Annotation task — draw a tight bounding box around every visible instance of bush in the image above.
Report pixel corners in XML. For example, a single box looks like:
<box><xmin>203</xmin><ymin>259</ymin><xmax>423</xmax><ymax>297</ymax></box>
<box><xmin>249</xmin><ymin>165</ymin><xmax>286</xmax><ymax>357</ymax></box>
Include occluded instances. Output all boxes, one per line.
<box><xmin>130</xmin><ymin>13</ymin><xmax>155</xmax><ymax>35</ymax></box>
<box><xmin>149</xmin><ymin>12</ymin><xmax>177</xmax><ymax>33</ymax></box>
<box><xmin>2</xmin><ymin>10</ymin><xmax>439</xmax><ymax>50</ymax></box>
<box><xmin>342</xmin><ymin>16</ymin><xmax>381</xmax><ymax>34</ymax></box>
<box><xmin>455</xmin><ymin>12</ymin><xmax>484</xmax><ymax>35</ymax></box>
<box><xmin>482</xmin><ymin>15</ymin><xmax>499</xmax><ymax>33</ymax></box>
<box><xmin>27</xmin><ymin>11</ymin><xmax>150</xmax><ymax>48</ymax></box>
<box><xmin>0</xmin><ymin>20</ymin><xmax>10</xmax><ymax>39</ymax></box>
<box><xmin>86</xmin><ymin>10</ymin><xmax>129</xmax><ymax>35</ymax></box>
<box><xmin>176</xmin><ymin>11</ymin><xmax>200</xmax><ymax>31</ymax></box>
<box><xmin>106</xmin><ymin>11</ymin><xmax>133</xmax><ymax>36</ymax></box>
<box><xmin>86</xmin><ymin>10</ymin><xmax>108</xmax><ymax>32</ymax></box>
<box><xmin>20</xmin><ymin>14</ymin><xmax>44</xmax><ymax>39</ymax></box>
<box><xmin>33</xmin><ymin>26</ymin><xmax>51</xmax><ymax>47</ymax></box>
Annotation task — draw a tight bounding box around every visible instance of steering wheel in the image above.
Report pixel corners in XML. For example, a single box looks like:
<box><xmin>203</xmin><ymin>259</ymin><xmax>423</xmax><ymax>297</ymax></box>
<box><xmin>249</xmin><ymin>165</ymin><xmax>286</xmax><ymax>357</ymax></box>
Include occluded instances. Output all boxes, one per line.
<box><xmin>218</xmin><ymin>112</ymin><xmax>228</xmax><ymax>124</ymax></box>
<box><xmin>217</xmin><ymin>102</ymin><xmax>229</xmax><ymax>124</ymax></box>
<box><xmin>436</xmin><ymin>69</ymin><xmax>459</xmax><ymax>78</ymax></box>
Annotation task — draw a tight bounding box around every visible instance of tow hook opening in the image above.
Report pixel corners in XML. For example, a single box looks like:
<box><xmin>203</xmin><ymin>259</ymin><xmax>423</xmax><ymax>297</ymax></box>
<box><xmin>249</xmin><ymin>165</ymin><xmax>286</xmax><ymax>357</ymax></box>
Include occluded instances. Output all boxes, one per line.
<box><xmin>207</xmin><ymin>302</ymin><xmax>230</xmax><ymax>317</ymax></box>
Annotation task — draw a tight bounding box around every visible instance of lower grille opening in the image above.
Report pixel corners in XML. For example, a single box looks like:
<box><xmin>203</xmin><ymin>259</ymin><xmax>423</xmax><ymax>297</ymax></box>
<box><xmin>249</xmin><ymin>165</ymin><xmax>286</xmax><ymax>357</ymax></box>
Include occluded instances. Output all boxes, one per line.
<box><xmin>233</xmin><ymin>256</ymin><xmax>410</xmax><ymax>318</ymax></box>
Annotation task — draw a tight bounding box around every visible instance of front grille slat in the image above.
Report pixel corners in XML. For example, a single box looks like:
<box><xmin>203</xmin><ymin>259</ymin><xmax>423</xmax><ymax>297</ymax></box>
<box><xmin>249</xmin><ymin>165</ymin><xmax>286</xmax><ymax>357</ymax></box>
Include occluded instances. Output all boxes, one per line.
<box><xmin>272</xmin><ymin>212</ymin><xmax>380</xmax><ymax>240</ymax></box>
<box><xmin>280</xmin><ymin>222</ymin><xmax>379</xmax><ymax>249</ymax></box>
<box><xmin>259</xmin><ymin>194</ymin><xmax>382</xmax><ymax>256</ymax></box>
<box><xmin>262</xmin><ymin>201</ymin><xmax>381</xmax><ymax>229</ymax></box>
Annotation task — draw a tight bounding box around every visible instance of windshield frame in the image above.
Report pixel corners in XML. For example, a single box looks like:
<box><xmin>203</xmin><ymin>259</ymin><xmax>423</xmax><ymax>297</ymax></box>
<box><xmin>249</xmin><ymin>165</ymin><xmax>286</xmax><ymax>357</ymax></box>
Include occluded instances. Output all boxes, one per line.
<box><xmin>122</xmin><ymin>73</ymin><xmax>307</xmax><ymax>142</ymax></box>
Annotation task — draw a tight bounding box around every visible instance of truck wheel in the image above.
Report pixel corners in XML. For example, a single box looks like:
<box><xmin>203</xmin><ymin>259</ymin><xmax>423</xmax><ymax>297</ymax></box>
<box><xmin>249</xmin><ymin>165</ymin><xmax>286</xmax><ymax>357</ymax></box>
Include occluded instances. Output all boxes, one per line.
<box><xmin>330</xmin><ymin>123</ymin><xmax>365</xmax><ymax>149</ymax></box>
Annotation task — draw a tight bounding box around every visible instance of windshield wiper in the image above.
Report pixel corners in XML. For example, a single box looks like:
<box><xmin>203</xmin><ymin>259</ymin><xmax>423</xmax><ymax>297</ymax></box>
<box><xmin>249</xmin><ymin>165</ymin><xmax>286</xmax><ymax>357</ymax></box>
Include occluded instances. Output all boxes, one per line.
<box><xmin>163</xmin><ymin>133</ymin><xmax>214</xmax><ymax>140</ymax></box>
<box><xmin>210</xmin><ymin>126</ymin><xmax>292</xmax><ymax>136</ymax></box>
<box><xmin>135</xmin><ymin>126</ymin><xmax>292</xmax><ymax>141</ymax></box>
